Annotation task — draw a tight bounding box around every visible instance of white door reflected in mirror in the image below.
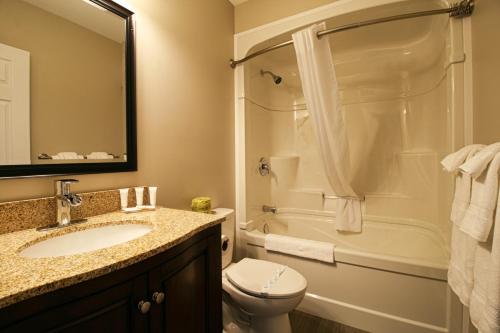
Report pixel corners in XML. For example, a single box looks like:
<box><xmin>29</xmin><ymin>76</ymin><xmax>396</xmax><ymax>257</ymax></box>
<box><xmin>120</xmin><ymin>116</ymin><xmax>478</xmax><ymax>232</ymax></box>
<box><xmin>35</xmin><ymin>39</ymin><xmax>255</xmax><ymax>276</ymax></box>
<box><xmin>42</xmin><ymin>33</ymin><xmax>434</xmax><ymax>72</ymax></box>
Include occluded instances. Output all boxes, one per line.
<box><xmin>0</xmin><ymin>0</ymin><xmax>128</xmax><ymax>166</ymax></box>
<box><xmin>0</xmin><ymin>43</ymin><xmax>30</xmax><ymax>165</ymax></box>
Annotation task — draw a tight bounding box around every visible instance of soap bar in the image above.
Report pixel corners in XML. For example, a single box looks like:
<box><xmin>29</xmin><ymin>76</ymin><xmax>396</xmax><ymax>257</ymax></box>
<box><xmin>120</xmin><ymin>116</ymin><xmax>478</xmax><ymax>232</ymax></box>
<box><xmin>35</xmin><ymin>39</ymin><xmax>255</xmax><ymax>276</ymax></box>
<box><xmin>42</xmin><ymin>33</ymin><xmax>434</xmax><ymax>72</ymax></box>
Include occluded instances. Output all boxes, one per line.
<box><xmin>191</xmin><ymin>197</ymin><xmax>211</xmax><ymax>213</ymax></box>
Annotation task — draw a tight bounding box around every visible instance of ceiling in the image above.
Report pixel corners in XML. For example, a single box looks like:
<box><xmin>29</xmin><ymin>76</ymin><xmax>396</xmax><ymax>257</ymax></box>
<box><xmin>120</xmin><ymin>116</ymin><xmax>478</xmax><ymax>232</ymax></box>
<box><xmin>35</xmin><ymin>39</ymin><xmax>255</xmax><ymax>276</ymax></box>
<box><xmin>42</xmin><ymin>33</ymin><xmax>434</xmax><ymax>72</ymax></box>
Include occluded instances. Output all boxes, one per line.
<box><xmin>22</xmin><ymin>0</ymin><xmax>126</xmax><ymax>43</ymax></box>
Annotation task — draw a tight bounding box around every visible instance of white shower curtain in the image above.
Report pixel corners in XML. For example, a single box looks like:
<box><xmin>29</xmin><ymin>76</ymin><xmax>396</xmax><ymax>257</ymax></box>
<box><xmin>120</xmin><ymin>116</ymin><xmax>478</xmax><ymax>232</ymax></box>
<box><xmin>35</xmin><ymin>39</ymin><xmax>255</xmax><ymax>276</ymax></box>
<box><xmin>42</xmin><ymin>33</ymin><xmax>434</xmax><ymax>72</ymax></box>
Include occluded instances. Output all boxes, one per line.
<box><xmin>292</xmin><ymin>22</ymin><xmax>362</xmax><ymax>232</ymax></box>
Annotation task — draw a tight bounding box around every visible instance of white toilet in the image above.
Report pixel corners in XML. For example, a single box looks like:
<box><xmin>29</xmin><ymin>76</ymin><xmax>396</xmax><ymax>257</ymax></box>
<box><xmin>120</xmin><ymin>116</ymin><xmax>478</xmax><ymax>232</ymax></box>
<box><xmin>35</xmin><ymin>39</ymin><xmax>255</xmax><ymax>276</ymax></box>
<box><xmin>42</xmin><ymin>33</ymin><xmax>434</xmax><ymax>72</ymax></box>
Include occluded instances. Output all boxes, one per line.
<box><xmin>214</xmin><ymin>208</ymin><xmax>307</xmax><ymax>333</ymax></box>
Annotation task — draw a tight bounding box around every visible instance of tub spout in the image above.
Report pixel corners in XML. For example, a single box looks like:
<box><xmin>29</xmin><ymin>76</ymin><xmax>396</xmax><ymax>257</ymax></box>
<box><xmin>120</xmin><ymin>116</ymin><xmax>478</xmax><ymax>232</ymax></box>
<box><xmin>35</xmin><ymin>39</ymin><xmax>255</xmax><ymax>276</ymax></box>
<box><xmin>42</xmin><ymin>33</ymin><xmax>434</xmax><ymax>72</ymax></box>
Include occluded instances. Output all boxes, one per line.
<box><xmin>262</xmin><ymin>205</ymin><xmax>277</xmax><ymax>214</ymax></box>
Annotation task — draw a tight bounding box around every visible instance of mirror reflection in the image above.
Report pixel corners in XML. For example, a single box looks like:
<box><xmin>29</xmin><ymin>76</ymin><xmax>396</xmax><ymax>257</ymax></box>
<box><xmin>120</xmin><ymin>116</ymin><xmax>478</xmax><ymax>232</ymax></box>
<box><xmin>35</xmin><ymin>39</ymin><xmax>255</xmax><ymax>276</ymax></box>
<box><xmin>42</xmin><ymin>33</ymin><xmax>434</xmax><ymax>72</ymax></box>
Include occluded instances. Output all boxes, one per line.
<box><xmin>0</xmin><ymin>0</ymin><xmax>127</xmax><ymax>165</ymax></box>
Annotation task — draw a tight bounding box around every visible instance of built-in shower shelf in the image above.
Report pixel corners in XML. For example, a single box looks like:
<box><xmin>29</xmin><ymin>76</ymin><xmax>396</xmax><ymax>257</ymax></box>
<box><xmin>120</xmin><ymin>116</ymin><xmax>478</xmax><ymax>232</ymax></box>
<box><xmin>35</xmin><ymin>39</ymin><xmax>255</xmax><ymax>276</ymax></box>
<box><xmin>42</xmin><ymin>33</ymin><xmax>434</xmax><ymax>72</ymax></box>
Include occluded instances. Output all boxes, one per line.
<box><xmin>269</xmin><ymin>155</ymin><xmax>300</xmax><ymax>176</ymax></box>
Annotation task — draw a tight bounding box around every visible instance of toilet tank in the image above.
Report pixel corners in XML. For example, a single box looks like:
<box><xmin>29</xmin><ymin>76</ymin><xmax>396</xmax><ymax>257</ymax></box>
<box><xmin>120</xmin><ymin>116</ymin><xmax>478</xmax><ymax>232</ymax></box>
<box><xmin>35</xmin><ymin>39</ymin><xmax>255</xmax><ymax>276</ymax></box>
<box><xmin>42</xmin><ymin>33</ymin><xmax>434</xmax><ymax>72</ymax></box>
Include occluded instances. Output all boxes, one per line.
<box><xmin>212</xmin><ymin>208</ymin><xmax>235</xmax><ymax>269</ymax></box>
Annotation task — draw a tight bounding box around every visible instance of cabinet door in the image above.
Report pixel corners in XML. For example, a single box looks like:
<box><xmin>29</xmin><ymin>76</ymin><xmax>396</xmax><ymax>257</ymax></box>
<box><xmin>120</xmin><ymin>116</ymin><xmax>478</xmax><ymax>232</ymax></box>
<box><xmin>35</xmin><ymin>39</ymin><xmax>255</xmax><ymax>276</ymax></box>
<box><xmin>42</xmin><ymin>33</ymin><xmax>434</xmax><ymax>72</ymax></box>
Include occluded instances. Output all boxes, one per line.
<box><xmin>2</xmin><ymin>274</ymin><xmax>149</xmax><ymax>333</ymax></box>
<box><xmin>149</xmin><ymin>234</ymin><xmax>221</xmax><ymax>333</ymax></box>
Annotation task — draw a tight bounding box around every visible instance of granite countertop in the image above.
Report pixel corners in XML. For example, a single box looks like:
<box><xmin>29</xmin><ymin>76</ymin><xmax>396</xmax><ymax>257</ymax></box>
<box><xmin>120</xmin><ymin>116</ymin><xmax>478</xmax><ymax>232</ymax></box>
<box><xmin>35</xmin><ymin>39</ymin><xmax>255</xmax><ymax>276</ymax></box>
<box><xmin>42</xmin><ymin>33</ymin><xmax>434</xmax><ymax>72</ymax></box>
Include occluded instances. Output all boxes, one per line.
<box><xmin>0</xmin><ymin>207</ymin><xmax>224</xmax><ymax>309</ymax></box>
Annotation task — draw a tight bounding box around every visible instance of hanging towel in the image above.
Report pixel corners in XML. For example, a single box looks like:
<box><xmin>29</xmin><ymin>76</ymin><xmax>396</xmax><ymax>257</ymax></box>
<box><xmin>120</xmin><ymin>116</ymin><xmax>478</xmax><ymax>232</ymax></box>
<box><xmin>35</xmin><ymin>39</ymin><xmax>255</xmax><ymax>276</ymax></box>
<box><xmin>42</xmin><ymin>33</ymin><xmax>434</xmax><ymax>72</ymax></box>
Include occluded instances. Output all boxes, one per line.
<box><xmin>445</xmin><ymin>147</ymin><xmax>482</xmax><ymax>304</ymax></box>
<box><xmin>265</xmin><ymin>234</ymin><xmax>335</xmax><ymax>263</ymax></box>
<box><xmin>292</xmin><ymin>22</ymin><xmax>362</xmax><ymax>232</ymax></box>
<box><xmin>460</xmin><ymin>142</ymin><xmax>500</xmax><ymax>178</ymax></box>
<box><xmin>336</xmin><ymin>198</ymin><xmax>362</xmax><ymax>233</ymax></box>
<box><xmin>448</xmin><ymin>225</ymin><xmax>478</xmax><ymax>305</ymax></box>
<box><xmin>441</xmin><ymin>144</ymin><xmax>485</xmax><ymax>172</ymax></box>
<box><xmin>469</xmin><ymin>187</ymin><xmax>500</xmax><ymax>333</ymax></box>
<box><xmin>460</xmin><ymin>152</ymin><xmax>500</xmax><ymax>242</ymax></box>
<box><xmin>441</xmin><ymin>145</ymin><xmax>485</xmax><ymax>224</ymax></box>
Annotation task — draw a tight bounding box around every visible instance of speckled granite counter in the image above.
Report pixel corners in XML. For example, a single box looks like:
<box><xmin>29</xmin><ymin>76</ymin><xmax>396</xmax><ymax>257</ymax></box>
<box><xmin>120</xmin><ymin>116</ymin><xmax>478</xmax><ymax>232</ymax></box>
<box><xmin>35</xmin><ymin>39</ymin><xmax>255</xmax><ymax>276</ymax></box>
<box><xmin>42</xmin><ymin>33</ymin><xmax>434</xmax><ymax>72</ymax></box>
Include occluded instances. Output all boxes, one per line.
<box><xmin>0</xmin><ymin>208</ymin><xmax>224</xmax><ymax>309</ymax></box>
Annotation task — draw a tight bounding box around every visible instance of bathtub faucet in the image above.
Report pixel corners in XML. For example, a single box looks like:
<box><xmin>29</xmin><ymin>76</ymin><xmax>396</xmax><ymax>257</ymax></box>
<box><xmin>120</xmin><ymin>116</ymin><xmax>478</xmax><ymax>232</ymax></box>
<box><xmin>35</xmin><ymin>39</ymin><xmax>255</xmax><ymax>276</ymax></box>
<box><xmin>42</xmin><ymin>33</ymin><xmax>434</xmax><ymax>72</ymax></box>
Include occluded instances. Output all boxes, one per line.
<box><xmin>262</xmin><ymin>205</ymin><xmax>277</xmax><ymax>214</ymax></box>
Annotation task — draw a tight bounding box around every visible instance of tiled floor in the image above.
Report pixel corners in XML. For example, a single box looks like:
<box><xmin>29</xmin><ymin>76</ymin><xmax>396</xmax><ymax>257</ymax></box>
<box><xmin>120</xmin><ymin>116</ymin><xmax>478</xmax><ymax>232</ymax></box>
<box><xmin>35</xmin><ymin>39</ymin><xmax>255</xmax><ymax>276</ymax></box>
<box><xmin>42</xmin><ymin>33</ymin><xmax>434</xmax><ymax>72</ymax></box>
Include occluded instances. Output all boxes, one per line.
<box><xmin>290</xmin><ymin>310</ymin><xmax>370</xmax><ymax>333</ymax></box>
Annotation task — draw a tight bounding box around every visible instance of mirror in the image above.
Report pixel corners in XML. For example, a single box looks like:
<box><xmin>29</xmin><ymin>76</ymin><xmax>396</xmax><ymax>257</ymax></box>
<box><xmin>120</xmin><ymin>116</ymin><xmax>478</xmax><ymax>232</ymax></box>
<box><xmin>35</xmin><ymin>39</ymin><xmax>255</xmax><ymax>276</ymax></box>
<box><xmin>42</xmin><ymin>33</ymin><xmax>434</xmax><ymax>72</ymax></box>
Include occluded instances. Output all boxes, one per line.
<box><xmin>0</xmin><ymin>0</ymin><xmax>136</xmax><ymax>178</ymax></box>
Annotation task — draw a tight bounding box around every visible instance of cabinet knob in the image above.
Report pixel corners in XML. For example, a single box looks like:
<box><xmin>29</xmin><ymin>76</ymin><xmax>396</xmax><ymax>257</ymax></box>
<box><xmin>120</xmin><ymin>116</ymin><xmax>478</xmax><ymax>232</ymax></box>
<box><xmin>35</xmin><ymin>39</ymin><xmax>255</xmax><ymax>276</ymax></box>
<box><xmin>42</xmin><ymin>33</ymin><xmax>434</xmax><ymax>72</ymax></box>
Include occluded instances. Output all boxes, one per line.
<box><xmin>138</xmin><ymin>300</ymin><xmax>151</xmax><ymax>314</ymax></box>
<box><xmin>152</xmin><ymin>291</ymin><xmax>165</xmax><ymax>304</ymax></box>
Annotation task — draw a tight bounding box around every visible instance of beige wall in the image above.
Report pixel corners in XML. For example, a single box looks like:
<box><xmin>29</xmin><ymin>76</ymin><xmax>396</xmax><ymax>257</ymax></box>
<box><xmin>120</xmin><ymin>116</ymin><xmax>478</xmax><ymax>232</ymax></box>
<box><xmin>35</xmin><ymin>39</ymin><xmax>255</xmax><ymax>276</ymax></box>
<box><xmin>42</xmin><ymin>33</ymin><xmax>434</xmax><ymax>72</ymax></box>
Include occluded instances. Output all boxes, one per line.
<box><xmin>0</xmin><ymin>0</ymin><xmax>125</xmax><ymax>160</ymax></box>
<box><xmin>0</xmin><ymin>0</ymin><xmax>235</xmax><ymax>210</ymax></box>
<box><xmin>471</xmin><ymin>0</ymin><xmax>500</xmax><ymax>144</ymax></box>
<box><xmin>234</xmin><ymin>0</ymin><xmax>336</xmax><ymax>33</ymax></box>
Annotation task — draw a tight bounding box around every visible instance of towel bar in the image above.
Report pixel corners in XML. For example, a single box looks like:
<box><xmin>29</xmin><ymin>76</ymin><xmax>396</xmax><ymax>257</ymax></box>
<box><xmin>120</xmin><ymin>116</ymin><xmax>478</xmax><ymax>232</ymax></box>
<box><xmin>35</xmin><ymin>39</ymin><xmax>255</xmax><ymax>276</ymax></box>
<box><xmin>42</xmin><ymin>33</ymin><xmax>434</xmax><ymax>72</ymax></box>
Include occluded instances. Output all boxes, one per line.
<box><xmin>38</xmin><ymin>153</ymin><xmax>122</xmax><ymax>160</ymax></box>
<box><xmin>322</xmin><ymin>193</ymin><xmax>365</xmax><ymax>201</ymax></box>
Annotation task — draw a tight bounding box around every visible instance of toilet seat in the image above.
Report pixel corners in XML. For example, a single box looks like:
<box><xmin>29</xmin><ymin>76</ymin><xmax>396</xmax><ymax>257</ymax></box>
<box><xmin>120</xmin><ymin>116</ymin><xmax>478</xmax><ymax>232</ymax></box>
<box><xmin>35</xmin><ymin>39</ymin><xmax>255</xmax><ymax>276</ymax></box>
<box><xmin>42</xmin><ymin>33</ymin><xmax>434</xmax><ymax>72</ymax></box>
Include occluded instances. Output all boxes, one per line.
<box><xmin>225</xmin><ymin>258</ymin><xmax>307</xmax><ymax>299</ymax></box>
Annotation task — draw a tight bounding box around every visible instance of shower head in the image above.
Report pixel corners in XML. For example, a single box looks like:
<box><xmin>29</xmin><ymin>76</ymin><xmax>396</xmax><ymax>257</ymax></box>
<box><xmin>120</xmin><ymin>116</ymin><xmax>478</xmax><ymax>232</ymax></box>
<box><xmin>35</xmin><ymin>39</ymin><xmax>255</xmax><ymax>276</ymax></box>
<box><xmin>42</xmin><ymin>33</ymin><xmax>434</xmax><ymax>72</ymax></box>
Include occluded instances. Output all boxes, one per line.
<box><xmin>260</xmin><ymin>70</ymin><xmax>282</xmax><ymax>85</ymax></box>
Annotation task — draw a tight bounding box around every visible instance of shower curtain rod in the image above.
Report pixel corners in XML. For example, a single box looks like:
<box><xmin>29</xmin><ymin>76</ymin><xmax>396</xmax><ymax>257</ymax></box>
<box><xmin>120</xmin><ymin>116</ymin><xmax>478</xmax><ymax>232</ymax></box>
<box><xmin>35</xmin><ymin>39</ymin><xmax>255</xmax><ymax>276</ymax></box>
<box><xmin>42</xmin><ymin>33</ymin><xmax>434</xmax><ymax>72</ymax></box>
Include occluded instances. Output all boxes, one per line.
<box><xmin>229</xmin><ymin>0</ymin><xmax>474</xmax><ymax>68</ymax></box>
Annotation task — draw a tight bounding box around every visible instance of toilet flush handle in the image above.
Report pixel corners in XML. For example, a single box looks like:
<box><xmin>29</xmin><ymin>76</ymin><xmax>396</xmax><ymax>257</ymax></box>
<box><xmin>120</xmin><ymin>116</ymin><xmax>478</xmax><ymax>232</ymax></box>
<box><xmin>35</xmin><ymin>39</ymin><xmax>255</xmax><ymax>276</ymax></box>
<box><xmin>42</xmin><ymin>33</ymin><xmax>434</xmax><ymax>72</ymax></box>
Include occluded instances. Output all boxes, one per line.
<box><xmin>221</xmin><ymin>235</ymin><xmax>230</xmax><ymax>252</ymax></box>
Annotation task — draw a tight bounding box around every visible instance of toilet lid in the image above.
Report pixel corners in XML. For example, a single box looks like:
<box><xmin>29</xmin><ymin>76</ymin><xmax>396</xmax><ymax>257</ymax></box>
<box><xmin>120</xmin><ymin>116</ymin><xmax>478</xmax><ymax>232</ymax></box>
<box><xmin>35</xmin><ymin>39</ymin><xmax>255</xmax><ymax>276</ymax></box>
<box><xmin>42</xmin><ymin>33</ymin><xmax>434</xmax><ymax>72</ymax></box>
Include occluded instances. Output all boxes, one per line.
<box><xmin>225</xmin><ymin>258</ymin><xmax>307</xmax><ymax>299</ymax></box>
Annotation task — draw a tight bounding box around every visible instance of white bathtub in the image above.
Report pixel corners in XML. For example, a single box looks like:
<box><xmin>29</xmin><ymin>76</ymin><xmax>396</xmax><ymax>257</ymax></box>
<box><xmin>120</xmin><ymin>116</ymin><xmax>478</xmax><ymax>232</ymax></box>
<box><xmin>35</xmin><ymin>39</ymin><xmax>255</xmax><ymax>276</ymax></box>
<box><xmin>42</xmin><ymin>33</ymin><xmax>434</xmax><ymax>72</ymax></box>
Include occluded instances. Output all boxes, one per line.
<box><xmin>242</xmin><ymin>209</ymin><xmax>452</xmax><ymax>333</ymax></box>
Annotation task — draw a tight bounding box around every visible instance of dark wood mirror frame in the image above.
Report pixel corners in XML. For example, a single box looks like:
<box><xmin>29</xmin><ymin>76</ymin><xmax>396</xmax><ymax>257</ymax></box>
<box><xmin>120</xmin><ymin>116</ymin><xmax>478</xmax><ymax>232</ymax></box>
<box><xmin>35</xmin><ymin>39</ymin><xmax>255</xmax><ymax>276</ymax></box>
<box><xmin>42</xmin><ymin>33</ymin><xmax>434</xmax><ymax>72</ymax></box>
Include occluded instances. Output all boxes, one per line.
<box><xmin>0</xmin><ymin>0</ymin><xmax>136</xmax><ymax>179</ymax></box>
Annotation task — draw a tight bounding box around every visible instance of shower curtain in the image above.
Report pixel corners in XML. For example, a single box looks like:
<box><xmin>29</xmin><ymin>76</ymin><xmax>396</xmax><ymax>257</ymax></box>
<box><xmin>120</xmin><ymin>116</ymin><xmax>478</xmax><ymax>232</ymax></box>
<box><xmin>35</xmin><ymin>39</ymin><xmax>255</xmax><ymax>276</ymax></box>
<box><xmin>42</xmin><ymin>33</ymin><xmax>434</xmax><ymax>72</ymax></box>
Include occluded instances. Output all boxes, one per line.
<box><xmin>292</xmin><ymin>22</ymin><xmax>362</xmax><ymax>232</ymax></box>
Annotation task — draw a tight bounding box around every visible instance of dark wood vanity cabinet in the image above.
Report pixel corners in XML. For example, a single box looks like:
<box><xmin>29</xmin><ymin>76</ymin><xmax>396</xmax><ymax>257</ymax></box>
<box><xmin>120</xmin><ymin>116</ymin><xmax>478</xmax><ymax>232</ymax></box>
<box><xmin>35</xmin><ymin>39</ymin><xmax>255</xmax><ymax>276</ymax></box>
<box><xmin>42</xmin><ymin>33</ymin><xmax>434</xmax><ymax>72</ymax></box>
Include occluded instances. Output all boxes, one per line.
<box><xmin>0</xmin><ymin>225</ymin><xmax>222</xmax><ymax>333</ymax></box>
<box><xmin>1</xmin><ymin>275</ymin><xmax>151</xmax><ymax>332</ymax></box>
<box><xmin>148</xmin><ymin>230</ymin><xmax>222</xmax><ymax>333</ymax></box>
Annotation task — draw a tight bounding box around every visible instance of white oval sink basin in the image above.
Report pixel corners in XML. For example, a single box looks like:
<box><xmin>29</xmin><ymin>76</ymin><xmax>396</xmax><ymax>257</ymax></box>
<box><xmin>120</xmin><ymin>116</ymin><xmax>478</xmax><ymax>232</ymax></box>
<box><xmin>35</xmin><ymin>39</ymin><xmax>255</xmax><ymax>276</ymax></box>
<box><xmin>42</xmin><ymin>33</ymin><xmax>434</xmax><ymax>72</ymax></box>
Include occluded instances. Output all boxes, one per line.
<box><xmin>20</xmin><ymin>224</ymin><xmax>153</xmax><ymax>258</ymax></box>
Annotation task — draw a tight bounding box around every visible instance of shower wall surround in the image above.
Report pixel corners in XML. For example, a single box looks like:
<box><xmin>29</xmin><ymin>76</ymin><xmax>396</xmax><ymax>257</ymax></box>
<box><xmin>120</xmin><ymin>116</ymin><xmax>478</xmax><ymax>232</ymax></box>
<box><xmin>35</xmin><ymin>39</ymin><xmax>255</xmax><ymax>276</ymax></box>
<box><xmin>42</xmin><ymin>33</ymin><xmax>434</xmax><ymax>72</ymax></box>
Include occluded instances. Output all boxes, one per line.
<box><xmin>235</xmin><ymin>2</ymin><xmax>473</xmax><ymax>330</ymax></box>
<box><xmin>244</xmin><ymin>7</ymin><xmax>462</xmax><ymax>247</ymax></box>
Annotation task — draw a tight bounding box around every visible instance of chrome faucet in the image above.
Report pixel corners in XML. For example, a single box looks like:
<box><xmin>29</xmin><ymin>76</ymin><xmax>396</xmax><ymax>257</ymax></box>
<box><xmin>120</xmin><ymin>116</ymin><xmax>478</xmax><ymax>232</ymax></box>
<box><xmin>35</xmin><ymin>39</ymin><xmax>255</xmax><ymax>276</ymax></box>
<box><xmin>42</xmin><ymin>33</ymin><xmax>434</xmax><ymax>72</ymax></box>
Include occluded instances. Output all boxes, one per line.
<box><xmin>56</xmin><ymin>179</ymin><xmax>83</xmax><ymax>225</ymax></box>
<box><xmin>38</xmin><ymin>179</ymin><xmax>86</xmax><ymax>231</ymax></box>
<box><xmin>262</xmin><ymin>205</ymin><xmax>277</xmax><ymax>214</ymax></box>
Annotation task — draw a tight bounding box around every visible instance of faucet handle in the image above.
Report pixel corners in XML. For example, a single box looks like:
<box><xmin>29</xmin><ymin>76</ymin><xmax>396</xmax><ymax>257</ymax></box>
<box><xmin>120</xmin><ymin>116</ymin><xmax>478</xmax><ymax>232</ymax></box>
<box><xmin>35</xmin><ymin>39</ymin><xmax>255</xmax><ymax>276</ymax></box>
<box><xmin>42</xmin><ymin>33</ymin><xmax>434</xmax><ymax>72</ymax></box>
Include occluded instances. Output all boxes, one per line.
<box><xmin>67</xmin><ymin>193</ymin><xmax>83</xmax><ymax>206</ymax></box>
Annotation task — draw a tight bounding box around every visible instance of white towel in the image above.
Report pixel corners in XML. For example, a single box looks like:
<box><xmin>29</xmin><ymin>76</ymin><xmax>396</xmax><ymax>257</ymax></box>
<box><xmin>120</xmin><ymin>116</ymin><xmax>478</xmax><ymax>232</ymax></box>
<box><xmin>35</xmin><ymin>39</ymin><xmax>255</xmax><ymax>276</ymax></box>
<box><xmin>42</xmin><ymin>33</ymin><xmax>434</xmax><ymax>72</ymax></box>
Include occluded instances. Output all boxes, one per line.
<box><xmin>336</xmin><ymin>198</ymin><xmax>362</xmax><ymax>232</ymax></box>
<box><xmin>460</xmin><ymin>142</ymin><xmax>500</xmax><ymax>178</ymax></box>
<box><xmin>441</xmin><ymin>145</ymin><xmax>485</xmax><ymax>224</ymax></box>
<box><xmin>441</xmin><ymin>144</ymin><xmax>485</xmax><ymax>172</ymax></box>
<box><xmin>446</xmin><ymin>147</ymin><xmax>482</xmax><ymax>304</ymax></box>
<box><xmin>469</xmin><ymin>187</ymin><xmax>500</xmax><ymax>333</ymax></box>
<box><xmin>264</xmin><ymin>234</ymin><xmax>335</xmax><ymax>263</ymax></box>
<box><xmin>86</xmin><ymin>152</ymin><xmax>114</xmax><ymax>159</ymax></box>
<box><xmin>460</xmin><ymin>152</ymin><xmax>500</xmax><ymax>242</ymax></box>
<box><xmin>448</xmin><ymin>225</ymin><xmax>478</xmax><ymax>305</ymax></box>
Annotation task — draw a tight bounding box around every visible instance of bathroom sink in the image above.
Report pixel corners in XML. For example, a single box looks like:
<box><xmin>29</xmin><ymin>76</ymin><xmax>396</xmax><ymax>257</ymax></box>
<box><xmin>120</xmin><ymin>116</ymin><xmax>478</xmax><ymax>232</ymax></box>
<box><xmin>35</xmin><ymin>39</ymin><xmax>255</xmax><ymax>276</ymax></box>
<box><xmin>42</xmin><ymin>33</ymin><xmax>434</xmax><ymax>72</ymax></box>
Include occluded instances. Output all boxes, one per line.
<box><xmin>20</xmin><ymin>224</ymin><xmax>153</xmax><ymax>258</ymax></box>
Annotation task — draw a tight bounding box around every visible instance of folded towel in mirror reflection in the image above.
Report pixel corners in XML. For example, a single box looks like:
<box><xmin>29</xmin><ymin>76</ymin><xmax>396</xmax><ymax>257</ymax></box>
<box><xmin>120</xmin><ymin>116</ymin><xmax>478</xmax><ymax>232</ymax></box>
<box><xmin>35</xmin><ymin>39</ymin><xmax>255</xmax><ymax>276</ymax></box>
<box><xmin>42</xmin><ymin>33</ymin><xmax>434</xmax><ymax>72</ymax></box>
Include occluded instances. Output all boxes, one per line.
<box><xmin>51</xmin><ymin>152</ymin><xmax>84</xmax><ymax>160</ymax></box>
<box><xmin>86</xmin><ymin>152</ymin><xmax>114</xmax><ymax>159</ymax></box>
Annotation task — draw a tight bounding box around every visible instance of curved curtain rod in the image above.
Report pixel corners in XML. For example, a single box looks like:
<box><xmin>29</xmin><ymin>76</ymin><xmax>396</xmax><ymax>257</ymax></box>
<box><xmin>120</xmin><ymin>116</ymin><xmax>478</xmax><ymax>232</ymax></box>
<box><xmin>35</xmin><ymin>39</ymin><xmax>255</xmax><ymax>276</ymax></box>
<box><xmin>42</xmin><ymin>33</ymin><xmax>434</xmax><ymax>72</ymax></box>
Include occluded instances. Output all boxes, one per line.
<box><xmin>229</xmin><ymin>0</ymin><xmax>474</xmax><ymax>68</ymax></box>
